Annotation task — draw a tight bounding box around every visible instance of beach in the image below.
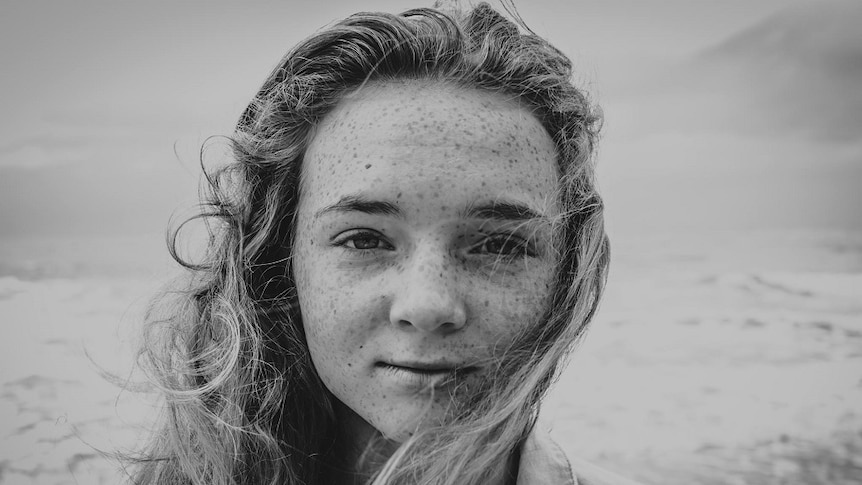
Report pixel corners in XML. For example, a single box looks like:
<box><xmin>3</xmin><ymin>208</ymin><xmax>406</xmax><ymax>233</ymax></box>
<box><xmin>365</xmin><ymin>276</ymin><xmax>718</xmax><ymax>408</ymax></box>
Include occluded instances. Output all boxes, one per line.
<box><xmin>3</xmin><ymin>0</ymin><xmax>861</xmax><ymax>483</ymax></box>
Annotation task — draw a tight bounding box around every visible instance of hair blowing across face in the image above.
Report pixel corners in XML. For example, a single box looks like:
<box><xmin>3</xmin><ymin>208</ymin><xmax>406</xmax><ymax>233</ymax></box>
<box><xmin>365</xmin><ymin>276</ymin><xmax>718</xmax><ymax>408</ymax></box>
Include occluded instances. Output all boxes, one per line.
<box><xmin>133</xmin><ymin>3</ymin><xmax>608</xmax><ymax>485</ymax></box>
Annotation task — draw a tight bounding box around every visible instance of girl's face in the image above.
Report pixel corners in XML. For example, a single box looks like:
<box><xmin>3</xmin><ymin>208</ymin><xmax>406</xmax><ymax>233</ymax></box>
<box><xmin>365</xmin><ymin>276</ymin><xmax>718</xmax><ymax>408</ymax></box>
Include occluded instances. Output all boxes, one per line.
<box><xmin>293</xmin><ymin>81</ymin><xmax>559</xmax><ymax>441</ymax></box>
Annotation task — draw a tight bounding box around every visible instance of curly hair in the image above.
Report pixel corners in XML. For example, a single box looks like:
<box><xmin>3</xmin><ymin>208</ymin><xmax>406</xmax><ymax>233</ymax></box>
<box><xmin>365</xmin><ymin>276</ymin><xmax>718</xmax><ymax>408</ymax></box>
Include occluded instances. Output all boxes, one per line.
<box><xmin>132</xmin><ymin>3</ymin><xmax>607</xmax><ymax>484</ymax></box>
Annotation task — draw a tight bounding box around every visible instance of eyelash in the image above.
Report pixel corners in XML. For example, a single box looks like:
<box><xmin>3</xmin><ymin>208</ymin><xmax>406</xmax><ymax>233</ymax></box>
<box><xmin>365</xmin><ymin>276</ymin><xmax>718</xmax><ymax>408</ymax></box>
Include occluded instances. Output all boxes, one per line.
<box><xmin>332</xmin><ymin>230</ymin><xmax>534</xmax><ymax>258</ymax></box>
<box><xmin>470</xmin><ymin>233</ymin><xmax>535</xmax><ymax>258</ymax></box>
<box><xmin>332</xmin><ymin>229</ymin><xmax>394</xmax><ymax>252</ymax></box>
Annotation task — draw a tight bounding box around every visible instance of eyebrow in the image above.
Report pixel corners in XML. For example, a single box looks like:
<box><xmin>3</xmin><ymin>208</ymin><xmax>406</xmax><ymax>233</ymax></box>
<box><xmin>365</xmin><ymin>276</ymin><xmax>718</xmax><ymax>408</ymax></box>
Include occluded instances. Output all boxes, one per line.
<box><xmin>314</xmin><ymin>195</ymin><xmax>402</xmax><ymax>219</ymax></box>
<box><xmin>463</xmin><ymin>200</ymin><xmax>546</xmax><ymax>222</ymax></box>
<box><xmin>314</xmin><ymin>194</ymin><xmax>546</xmax><ymax>222</ymax></box>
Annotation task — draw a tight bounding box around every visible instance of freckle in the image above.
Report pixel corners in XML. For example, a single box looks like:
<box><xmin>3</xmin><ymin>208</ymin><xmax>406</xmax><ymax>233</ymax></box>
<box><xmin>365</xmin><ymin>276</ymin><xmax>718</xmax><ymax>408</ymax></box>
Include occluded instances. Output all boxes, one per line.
<box><xmin>396</xmin><ymin>192</ymin><xmax>402</xmax><ymax>199</ymax></box>
<box><xmin>365</xmin><ymin>163</ymin><xmax>372</xmax><ymax>169</ymax></box>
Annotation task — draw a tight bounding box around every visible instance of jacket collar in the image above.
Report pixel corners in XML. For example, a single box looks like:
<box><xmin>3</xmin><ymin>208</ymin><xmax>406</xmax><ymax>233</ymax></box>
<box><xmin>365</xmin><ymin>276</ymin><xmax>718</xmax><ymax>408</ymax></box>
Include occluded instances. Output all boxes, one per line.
<box><xmin>516</xmin><ymin>427</ymin><xmax>577</xmax><ymax>485</ymax></box>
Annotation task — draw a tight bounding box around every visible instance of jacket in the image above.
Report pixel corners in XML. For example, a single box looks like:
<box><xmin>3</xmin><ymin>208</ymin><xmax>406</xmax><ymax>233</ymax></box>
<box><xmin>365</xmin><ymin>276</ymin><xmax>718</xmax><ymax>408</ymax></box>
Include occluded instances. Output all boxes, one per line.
<box><xmin>516</xmin><ymin>429</ymin><xmax>644</xmax><ymax>485</ymax></box>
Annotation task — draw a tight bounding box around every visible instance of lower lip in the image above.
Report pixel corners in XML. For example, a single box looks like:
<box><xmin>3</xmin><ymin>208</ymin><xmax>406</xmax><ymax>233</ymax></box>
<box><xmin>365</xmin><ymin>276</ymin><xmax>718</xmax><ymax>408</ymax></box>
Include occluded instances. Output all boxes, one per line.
<box><xmin>378</xmin><ymin>364</ymin><xmax>471</xmax><ymax>390</ymax></box>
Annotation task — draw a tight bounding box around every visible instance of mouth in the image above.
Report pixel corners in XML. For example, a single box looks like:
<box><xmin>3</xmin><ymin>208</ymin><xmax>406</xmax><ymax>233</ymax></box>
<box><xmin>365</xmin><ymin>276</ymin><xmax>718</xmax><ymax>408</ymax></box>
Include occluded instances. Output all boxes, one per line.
<box><xmin>377</xmin><ymin>361</ymin><xmax>478</xmax><ymax>373</ymax></box>
<box><xmin>376</xmin><ymin>361</ymin><xmax>479</xmax><ymax>388</ymax></box>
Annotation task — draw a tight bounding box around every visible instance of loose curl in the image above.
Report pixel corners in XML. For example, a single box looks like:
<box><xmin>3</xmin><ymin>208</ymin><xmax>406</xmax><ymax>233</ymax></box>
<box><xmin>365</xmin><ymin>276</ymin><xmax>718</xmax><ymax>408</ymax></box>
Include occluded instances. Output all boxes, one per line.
<box><xmin>133</xmin><ymin>3</ymin><xmax>607</xmax><ymax>485</ymax></box>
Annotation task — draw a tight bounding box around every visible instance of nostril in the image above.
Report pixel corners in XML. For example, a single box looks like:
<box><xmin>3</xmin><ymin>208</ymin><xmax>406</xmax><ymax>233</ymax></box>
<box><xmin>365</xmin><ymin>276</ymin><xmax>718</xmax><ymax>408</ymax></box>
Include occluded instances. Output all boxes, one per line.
<box><xmin>390</xmin><ymin>299</ymin><xmax>467</xmax><ymax>333</ymax></box>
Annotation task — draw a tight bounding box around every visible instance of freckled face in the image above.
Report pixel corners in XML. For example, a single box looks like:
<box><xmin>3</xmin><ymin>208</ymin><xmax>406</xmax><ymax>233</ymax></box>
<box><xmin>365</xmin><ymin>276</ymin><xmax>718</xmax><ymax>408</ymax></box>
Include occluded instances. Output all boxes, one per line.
<box><xmin>292</xmin><ymin>81</ymin><xmax>559</xmax><ymax>441</ymax></box>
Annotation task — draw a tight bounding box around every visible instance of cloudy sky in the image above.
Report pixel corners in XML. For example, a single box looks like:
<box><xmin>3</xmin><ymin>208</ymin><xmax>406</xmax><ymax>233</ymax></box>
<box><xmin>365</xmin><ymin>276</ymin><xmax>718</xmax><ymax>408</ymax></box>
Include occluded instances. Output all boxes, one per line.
<box><xmin>1</xmin><ymin>0</ymin><xmax>860</xmax><ymax>243</ymax></box>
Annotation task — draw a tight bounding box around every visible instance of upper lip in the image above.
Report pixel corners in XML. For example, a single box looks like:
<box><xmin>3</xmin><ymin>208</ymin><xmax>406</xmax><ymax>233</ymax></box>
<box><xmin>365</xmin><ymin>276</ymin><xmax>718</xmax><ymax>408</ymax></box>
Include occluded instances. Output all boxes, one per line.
<box><xmin>380</xmin><ymin>361</ymin><xmax>477</xmax><ymax>372</ymax></box>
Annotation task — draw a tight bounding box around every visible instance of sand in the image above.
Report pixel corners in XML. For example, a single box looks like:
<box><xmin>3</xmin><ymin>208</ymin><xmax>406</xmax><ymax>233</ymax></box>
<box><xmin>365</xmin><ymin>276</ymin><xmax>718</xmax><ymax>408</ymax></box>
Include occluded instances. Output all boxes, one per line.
<box><xmin>1</xmin><ymin>229</ymin><xmax>860</xmax><ymax>484</ymax></box>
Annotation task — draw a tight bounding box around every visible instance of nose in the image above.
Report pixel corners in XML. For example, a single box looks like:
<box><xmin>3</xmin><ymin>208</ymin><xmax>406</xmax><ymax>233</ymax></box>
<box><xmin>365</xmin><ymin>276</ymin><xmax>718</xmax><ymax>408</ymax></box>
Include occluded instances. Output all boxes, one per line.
<box><xmin>389</xmin><ymin>252</ymin><xmax>467</xmax><ymax>334</ymax></box>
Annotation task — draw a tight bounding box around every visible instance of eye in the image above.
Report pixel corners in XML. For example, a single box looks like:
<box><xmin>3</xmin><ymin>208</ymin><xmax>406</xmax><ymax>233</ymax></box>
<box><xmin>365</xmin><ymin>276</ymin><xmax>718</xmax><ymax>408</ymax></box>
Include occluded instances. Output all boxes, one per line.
<box><xmin>333</xmin><ymin>229</ymin><xmax>394</xmax><ymax>251</ymax></box>
<box><xmin>472</xmin><ymin>234</ymin><xmax>533</xmax><ymax>257</ymax></box>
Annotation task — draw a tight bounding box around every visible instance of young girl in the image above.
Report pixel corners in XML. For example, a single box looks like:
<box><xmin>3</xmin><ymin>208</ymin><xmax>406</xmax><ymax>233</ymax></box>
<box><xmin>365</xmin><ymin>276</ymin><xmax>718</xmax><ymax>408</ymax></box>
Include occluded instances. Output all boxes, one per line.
<box><xmin>134</xmin><ymin>3</ymin><xmax>629</xmax><ymax>484</ymax></box>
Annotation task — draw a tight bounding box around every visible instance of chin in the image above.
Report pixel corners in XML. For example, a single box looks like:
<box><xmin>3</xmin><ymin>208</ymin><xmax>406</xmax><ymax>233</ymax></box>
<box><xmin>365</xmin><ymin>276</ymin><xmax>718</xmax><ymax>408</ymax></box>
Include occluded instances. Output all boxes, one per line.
<box><xmin>366</xmin><ymin>398</ymin><xmax>453</xmax><ymax>443</ymax></box>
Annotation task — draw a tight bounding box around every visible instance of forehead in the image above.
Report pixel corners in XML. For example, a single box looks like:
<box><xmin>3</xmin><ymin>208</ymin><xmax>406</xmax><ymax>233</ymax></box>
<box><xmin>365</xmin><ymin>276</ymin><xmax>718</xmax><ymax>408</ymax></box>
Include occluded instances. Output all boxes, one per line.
<box><xmin>300</xmin><ymin>81</ymin><xmax>559</xmax><ymax>215</ymax></box>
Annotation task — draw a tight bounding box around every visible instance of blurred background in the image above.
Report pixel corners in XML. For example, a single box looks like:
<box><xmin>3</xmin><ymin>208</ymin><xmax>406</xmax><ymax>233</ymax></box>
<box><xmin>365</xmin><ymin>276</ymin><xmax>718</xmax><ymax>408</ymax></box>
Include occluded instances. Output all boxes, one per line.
<box><xmin>1</xmin><ymin>1</ymin><xmax>860</xmax><ymax>484</ymax></box>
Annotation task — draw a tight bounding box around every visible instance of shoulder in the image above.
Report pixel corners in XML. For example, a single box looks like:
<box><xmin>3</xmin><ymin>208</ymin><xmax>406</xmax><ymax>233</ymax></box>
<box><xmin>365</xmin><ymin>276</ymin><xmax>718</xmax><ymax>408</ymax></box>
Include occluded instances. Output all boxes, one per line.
<box><xmin>517</xmin><ymin>427</ymin><xmax>645</xmax><ymax>485</ymax></box>
<box><xmin>566</xmin><ymin>455</ymin><xmax>645</xmax><ymax>485</ymax></box>
<box><xmin>517</xmin><ymin>426</ymin><xmax>576</xmax><ymax>484</ymax></box>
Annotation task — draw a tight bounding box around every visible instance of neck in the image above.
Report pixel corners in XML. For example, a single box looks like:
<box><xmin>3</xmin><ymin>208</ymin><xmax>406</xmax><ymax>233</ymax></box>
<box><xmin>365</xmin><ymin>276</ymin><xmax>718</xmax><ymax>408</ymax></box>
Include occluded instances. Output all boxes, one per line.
<box><xmin>325</xmin><ymin>402</ymin><xmax>400</xmax><ymax>485</ymax></box>
<box><xmin>323</xmin><ymin>402</ymin><xmax>521</xmax><ymax>485</ymax></box>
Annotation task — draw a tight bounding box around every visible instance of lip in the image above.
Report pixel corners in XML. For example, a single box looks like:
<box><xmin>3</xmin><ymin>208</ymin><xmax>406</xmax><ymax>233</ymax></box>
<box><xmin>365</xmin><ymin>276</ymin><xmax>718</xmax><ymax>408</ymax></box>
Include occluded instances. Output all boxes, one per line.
<box><xmin>381</xmin><ymin>361</ymin><xmax>477</xmax><ymax>372</ymax></box>
<box><xmin>376</xmin><ymin>361</ymin><xmax>478</xmax><ymax>390</ymax></box>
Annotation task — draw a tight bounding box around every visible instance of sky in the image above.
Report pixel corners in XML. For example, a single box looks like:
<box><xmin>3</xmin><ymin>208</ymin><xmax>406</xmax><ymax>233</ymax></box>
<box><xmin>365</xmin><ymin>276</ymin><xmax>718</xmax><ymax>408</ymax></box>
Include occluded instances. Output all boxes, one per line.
<box><xmin>1</xmin><ymin>0</ymin><xmax>860</xmax><ymax>244</ymax></box>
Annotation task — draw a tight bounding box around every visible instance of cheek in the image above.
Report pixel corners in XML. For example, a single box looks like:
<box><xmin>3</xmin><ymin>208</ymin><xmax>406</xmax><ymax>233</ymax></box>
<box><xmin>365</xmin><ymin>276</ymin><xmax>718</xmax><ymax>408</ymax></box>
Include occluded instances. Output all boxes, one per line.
<box><xmin>293</xmin><ymin>241</ymin><xmax>373</xmax><ymax>360</ymax></box>
<box><xmin>294</xmin><ymin>252</ymin><xmax>349</xmax><ymax>391</ymax></box>
<box><xmin>293</xmin><ymin>242</ymin><xmax>334</xmax><ymax>342</ymax></box>
<box><xmin>481</xmin><ymin>263</ymin><xmax>555</xmax><ymax>337</ymax></box>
